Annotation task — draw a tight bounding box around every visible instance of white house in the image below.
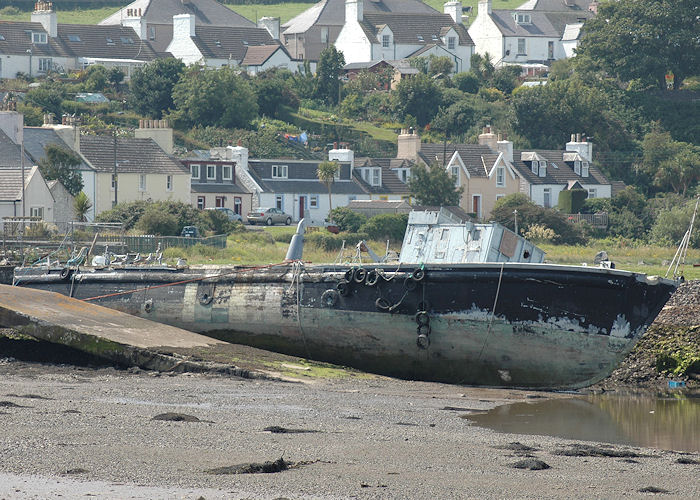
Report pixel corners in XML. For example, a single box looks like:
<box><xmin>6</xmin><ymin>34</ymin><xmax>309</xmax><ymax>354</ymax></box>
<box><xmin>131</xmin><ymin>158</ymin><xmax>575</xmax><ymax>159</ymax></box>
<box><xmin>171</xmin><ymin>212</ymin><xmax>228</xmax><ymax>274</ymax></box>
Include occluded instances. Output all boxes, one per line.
<box><xmin>335</xmin><ymin>0</ymin><xmax>474</xmax><ymax>73</ymax></box>
<box><xmin>166</xmin><ymin>14</ymin><xmax>300</xmax><ymax>73</ymax></box>
<box><xmin>468</xmin><ymin>0</ymin><xmax>592</xmax><ymax>71</ymax></box>
<box><xmin>0</xmin><ymin>166</ymin><xmax>55</xmax><ymax>225</ymax></box>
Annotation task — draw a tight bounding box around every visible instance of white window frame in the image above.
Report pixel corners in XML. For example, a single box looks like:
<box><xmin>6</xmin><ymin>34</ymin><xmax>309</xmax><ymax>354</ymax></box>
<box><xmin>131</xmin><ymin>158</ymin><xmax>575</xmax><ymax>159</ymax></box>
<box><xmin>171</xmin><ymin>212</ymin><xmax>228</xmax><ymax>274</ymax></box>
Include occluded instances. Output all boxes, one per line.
<box><xmin>30</xmin><ymin>206</ymin><xmax>44</xmax><ymax>219</ymax></box>
<box><xmin>539</xmin><ymin>161</ymin><xmax>547</xmax><ymax>178</ymax></box>
<box><xmin>321</xmin><ymin>27</ymin><xmax>329</xmax><ymax>44</ymax></box>
<box><xmin>166</xmin><ymin>175</ymin><xmax>173</xmax><ymax>192</ymax></box>
<box><xmin>450</xmin><ymin>166</ymin><xmax>460</xmax><ymax>187</ymax></box>
<box><xmin>543</xmin><ymin>188</ymin><xmax>552</xmax><ymax>208</ymax></box>
<box><xmin>197</xmin><ymin>196</ymin><xmax>205</xmax><ymax>209</ymax></box>
<box><xmin>448</xmin><ymin>37</ymin><xmax>456</xmax><ymax>50</ymax></box>
<box><xmin>382</xmin><ymin>35</ymin><xmax>390</xmax><ymax>48</ymax></box>
<box><xmin>371</xmin><ymin>167</ymin><xmax>381</xmax><ymax>187</ymax></box>
<box><xmin>222</xmin><ymin>164</ymin><xmax>232</xmax><ymax>180</ymax></box>
<box><xmin>496</xmin><ymin>166</ymin><xmax>505</xmax><ymax>187</ymax></box>
<box><xmin>190</xmin><ymin>164</ymin><xmax>200</xmax><ymax>179</ymax></box>
<box><xmin>206</xmin><ymin>164</ymin><xmax>216</xmax><ymax>180</ymax></box>
<box><xmin>517</xmin><ymin>38</ymin><xmax>526</xmax><ymax>55</ymax></box>
<box><xmin>272</xmin><ymin>164</ymin><xmax>288</xmax><ymax>179</ymax></box>
<box><xmin>275</xmin><ymin>194</ymin><xmax>284</xmax><ymax>210</ymax></box>
<box><xmin>32</xmin><ymin>32</ymin><xmax>47</xmax><ymax>44</ymax></box>
<box><xmin>574</xmin><ymin>160</ymin><xmax>581</xmax><ymax>175</ymax></box>
<box><xmin>310</xmin><ymin>195</ymin><xmax>319</xmax><ymax>209</ymax></box>
<box><xmin>139</xmin><ymin>174</ymin><xmax>146</xmax><ymax>191</ymax></box>
<box><xmin>531</xmin><ymin>161</ymin><xmax>538</xmax><ymax>175</ymax></box>
<box><xmin>588</xmin><ymin>188</ymin><xmax>597</xmax><ymax>199</ymax></box>
<box><xmin>38</xmin><ymin>58</ymin><xmax>52</xmax><ymax>72</ymax></box>
<box><xmin>582</xmin><ymin>162</ymin><xmax>590</xmax><ymax>178</ymax></box>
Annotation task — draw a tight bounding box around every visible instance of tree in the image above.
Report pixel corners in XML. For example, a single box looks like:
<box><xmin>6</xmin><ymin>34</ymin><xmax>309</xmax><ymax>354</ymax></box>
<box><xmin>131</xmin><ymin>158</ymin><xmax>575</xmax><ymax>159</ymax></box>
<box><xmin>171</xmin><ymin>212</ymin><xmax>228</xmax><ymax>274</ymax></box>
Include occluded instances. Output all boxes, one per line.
<box><xmin>172</xmin><ymin>65</ymin><xmax>258</xmax><ymax>129</ymax></box>
<box><xmin>254</xmin><ymin>76</ymin><xmax>299</xmax><ymax>118</ymax></box>
<box><xmin>453</xmin><ymin>71</ymin><xmax>481</xmax><ymax>94</ymax></box>
<box><xmin>38</xmin><ymin>144</ymin><xmax>83</xmax><ymax>196</ymax></box>
<box><xmin>129</xmin><ymin>58</ymin><xmax>186</xmax><ymax>118</ymax></box>
<box><xmin>73</xmin><ymin>191</ymin><xmax>92</xmax><ymax>222</ymax></box>
<box><xmin>317</xmin><ymin>160</ymin><xmax>340</xmax><ymax>221</ymax></box>
<box><xmin>315</xmin><ymin>46</ymin><xmax>345</xmax><ymax>105</ymax></box>
<box><xmin>408</xmin><ymin>164</ymin><xmax>462</xmax><ymax>206</ymax></box>
<box><xmin>428</xmin><ymin>55</ymin><xmax>454</xmax><ymax>76</ymax></box>
<box><xmin>576</xmin><ymin>0</ymin><xmax>700</xmax><ymax>90</ymax></box>
<box><xmin>642</xmin><ymin>130</ymin><xmax>700</xmax><ymax>196</ymax></box>
<box><xmin>25</xmin><ymin>81</ymin><xmax>66</xmax><ymax>117</ymax></box>
<box><xmin>393</xmin><ymin>74</ymin><xmax>442</xmax><ymax>127</ymax></box>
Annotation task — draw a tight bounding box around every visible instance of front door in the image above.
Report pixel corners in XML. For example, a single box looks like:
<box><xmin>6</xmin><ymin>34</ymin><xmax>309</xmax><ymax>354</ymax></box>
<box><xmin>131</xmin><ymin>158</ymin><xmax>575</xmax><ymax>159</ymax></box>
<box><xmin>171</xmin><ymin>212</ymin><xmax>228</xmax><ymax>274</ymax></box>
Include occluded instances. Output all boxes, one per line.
<box><xmin>234</xmin><ymin>197</ymin><xmax>242</xmax><ymax>215</ymax></box>
<box><xmin>299</xmin><ymin>196</ymin><xmax>305</xmax><ymax>219</ymax></box>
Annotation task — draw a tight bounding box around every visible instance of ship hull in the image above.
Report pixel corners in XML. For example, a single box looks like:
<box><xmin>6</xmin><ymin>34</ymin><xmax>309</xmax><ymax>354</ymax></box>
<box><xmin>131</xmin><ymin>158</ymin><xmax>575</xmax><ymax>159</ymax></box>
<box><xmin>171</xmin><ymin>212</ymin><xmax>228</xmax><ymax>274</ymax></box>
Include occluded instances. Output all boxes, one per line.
<box><xmin>14</xmin><ymin>263</ymin><xmax>677</xmax><ymax>389</ymax></box>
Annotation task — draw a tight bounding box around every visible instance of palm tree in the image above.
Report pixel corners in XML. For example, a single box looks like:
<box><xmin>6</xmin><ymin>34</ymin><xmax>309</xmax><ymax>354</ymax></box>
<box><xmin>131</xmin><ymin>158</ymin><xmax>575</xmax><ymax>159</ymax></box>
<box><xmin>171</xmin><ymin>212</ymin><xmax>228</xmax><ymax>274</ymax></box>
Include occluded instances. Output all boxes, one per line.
<box><xmin>73</xmin><ymin>191</ymin><xmax>92</xmax><ymax>222</ymax></box>
<box><xmin>317</xmin><ymin>160</ymin><xmax>339</xmax><ymax>222</ymax></box>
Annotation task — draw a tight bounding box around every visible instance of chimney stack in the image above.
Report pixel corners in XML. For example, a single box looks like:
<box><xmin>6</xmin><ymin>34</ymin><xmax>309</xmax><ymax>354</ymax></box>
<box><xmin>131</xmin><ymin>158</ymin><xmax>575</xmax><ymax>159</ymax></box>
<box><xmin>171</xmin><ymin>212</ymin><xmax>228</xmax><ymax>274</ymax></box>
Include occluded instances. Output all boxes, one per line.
<box><xmin>397</xmin><ymin>128</ymin><xmax>421</xmax><ymax>160</ymax></box>
<box><xmin>478</xmin><ymin>125</ymin><xmax>498</xmax><ymax>151</ymax></box>
<box><xmin>135</xmin><ymin>119</ymin><xmax>174</xmax><ymax>154</ymax></box>
<box><xmin>31</xmin><ymin>1</ymin><xmax>57</xmax><ymax>38</ymax></box>
<box><xmin>444</xmin><ymin>1</ymin><xmax>463</xmax><ymax>25</ymax></box>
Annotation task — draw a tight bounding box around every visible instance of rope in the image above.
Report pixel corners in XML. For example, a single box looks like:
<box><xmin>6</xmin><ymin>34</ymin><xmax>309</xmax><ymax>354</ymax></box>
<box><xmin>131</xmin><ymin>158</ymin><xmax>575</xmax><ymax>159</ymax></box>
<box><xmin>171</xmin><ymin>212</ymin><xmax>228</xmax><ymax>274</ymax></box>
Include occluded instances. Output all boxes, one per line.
<box><xmin>288</xmin><ymin>260</ymin><xmax>311</xmax><ymax>358</ymax></box>
<box><xmin>79</xmin><ymin>262</ymin><xmax>290</xmax><ymax>302</ymax></box>
<box><xmin>477</xmin><ymin>262</ymin><xmax>505</xmax><ymax>362</ymax></box>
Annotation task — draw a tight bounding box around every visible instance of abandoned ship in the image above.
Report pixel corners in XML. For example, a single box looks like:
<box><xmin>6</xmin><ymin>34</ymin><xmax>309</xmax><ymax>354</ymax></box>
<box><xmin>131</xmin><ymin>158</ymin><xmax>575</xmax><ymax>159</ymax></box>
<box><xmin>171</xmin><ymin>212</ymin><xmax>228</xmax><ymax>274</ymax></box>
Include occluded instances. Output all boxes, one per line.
<box><xmin>13</xmin><ymin>210</ymin><xmax>678</xmax><ymax>389</ymax></box>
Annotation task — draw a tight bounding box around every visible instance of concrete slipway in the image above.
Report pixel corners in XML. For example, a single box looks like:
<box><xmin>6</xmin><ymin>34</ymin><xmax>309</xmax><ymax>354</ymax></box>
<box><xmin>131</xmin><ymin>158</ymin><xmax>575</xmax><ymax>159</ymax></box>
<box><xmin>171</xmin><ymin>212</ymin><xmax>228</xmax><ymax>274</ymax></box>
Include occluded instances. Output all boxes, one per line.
<box><xmin>0</xmin><ymin>284</ymin><xmax>263</xmax><ymax>377</ymax></box>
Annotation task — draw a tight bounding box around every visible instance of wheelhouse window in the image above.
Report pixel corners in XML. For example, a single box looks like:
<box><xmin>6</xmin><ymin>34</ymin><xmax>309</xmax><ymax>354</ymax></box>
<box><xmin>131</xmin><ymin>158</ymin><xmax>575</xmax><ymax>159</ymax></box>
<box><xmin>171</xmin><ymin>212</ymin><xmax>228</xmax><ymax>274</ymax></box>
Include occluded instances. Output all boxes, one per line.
<box><xmin>272</xmin><ymin>164</ymin><xmax>288</xmax><ymax>179</ymax></box>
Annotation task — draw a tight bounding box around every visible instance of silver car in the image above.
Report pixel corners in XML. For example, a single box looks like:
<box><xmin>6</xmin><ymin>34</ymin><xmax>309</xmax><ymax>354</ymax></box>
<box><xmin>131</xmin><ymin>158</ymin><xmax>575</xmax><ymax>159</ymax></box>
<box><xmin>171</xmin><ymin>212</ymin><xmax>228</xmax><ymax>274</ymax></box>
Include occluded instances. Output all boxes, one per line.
<box><xmin>246</xmin><ymin>207</ymin><xmax>292</xmax><ymax>226</ymax></box>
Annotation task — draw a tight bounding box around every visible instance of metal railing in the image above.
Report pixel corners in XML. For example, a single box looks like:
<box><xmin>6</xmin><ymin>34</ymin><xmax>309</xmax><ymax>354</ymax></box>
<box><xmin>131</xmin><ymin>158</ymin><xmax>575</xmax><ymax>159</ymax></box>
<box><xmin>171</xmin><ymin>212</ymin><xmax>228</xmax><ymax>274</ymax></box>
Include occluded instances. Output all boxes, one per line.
<box><xmin>564</xmin><ymin>213</ymin><xmax>608</xmax><ymax>228</ymax></box>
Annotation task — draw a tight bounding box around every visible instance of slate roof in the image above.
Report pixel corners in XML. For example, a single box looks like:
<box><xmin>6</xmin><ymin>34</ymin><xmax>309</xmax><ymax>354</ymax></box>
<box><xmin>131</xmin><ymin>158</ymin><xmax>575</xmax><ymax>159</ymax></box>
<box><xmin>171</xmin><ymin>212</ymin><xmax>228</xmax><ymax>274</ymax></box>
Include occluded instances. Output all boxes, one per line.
<box><xmin>359</xmin><ymin>13</ymin><xmax>473</xmax><ymax>46</ymax></box>
<box><xmin>241</xmin><ymin>44</ymin><xmax>287</xmax><ymax>66</ymax></box>
<box><xmin>510</xmin><ymin>149</ymin><xmax>609</xmax><ymax>186</ymax></box>
<box><xmin>0</xmin><ymin>21</ymin><xmax>157</xmax><ymax>61</ymax></box>
<box><xmin>248</xmin><ymin>159</ymin><xmax>364</xmax><ymax>195</ymax></box>
<box><xmin>190</xmin><ymin>25</ymin><xmax>277</xmax><ymax>60</ymax></box>
<box><xmin>517</xmin><ymin>0</ymin><xmax>595</xmax><ymax>12</ymax></box>
<box><xmin>0</xmin><ymin>129</ymin><xmax>28</xmax><ymax>167</ymax></box>
<box><xmin>100</xmin><ymin>0</ymin><xmax>254</xmax><ymax>28</ymax></box>
<box><xmin>283</xmin><ymin>0</ymin><xmax>439</xmax><ymax>34</ymax></box>
<box><xmin>418</xmin><ymin>144</ymin><xmax>496</xmax><ymax>178</ymax></box>
<box><xmin>352</xmin><ymin>157</ymin><xmax>412</xmax><ymax>195</ymax></box>
<box><xmin>191</xmin><ymin>183</ymin><xmax>249</xmax><ymax>194</ymax></box>
<box><xmin>23</xmin><ymin>128</ymin><xmax>93</xmax><ymax>172</ymax></box>
<box><xmin>490</xmin><ymin>10</ymin><xmax>590</xmax><ymax>38</ymax></box>
<box><xmin>0</xmin><ymin>166</ymin><xmax>33</xmax><ymax>201</ymax></box>
<box><xmin>78</xmin><ymin>136</ymin><xmax>188</xmax><ymax>175</ymax></box>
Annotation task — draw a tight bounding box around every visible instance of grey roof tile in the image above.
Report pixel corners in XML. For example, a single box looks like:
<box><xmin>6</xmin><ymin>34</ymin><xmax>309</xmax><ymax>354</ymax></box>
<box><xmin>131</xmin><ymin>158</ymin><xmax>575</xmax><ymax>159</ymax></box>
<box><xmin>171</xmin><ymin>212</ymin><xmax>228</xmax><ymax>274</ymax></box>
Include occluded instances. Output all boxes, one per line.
<box><xmin>360</xmin><ymin>13</ymin><xmax>473</xmax><ymax>46</ymax></box>
<box><xmin>191</xmin><ymin>25</ymin><xmax>276</xmax><ymax>60</ymax></box>
<box><xmin>510</xmin><ymin>148</ymin><xmax>609</xmax><ymax>185</ymax></box>
<box><xmin>23</xmin><ymin>128</ymin><xmax>93</xmax><ymax>172</ymax></box>
<box><xmin>79</xmin><ymin>136</ymin><xmax>188</xmax><ymax>175</ymax></box>
<box><xmin>418</xmin><ymin>144</ymin><xmax>496</xmax><ymax>178</ymax></box>
<box><xmin>100</xmin><ymin>0</ymin><xmax>254</xmax><ymax>27</ymax></box>
<box><xmin>0</xmin><ymin>167</ymin><xmax>31</xmax><ymax>201</ymax></box>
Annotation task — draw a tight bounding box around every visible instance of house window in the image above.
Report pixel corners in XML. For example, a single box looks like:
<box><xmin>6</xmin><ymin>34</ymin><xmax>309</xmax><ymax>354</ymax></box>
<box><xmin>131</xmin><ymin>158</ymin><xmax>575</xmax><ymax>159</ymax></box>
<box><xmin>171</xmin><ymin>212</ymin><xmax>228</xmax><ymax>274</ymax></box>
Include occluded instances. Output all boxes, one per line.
<box><xmin>451</xmin><ymin>166</ymin><xmax>460</xmax><ymax>187</ymax></box>
<box><xmin>216</xmin><ymin>196</ymin><xmax>225</xmax><ymax>207</ymax></box>
<box><xmin>448</xmin><ymin>37</ymin><xmax>456</xmax><ymax>50</ymax></box>
<box><xmin>234</xmin><ymin>197</ymin><xmax>242</xmax><ymax>215</ymax></box>
<box><xmin>496</xmin><ymin>194</ymin><xmax>505</xmax><ymax>201</ymax></box>
<box><xmin>514</xmin><ymin>13</ymin><xmax>531</xmax><ymax>24</ymax></box>
<box><xmin>272</xmin><ymin>164</ymin><xmax>288</xmax><ymax>179</ymax></box>
<box><xmin>32</xmin><ymin>32</ymin><xmax>47</xmax><ymax>44</ymax></box>
<box><xmin>206</xmin><ymin>164</ymin><xmax>216</xmax><ymax>180</ymax></box>
<box><xmin>382</xmin><ymin>35</ymin><xmax>390</xmax><ymax>48</ymax></box>
<box><xmin>38</xmin><ymin>58</ymin><xmax>52</xmax><ymax>72</ymax></box>
<box><xmin>496</xmin><ymin>166</ymin><xmax>505</xmax><ymax>187</ymax></box>
<box><xmin>548</xmin><ymin>41</ymin><xmax>554</xmax><ymax>59</ymax></box>
<box><xmin>310</xmin><ymin>195</ymin><xmax>319</xmax><ymax>209</ymax></box>
<box><xmin>222</xmin><ymin>164</ymin><xmax>232</xmax><ymax>180</ymax></box>
<box><xmin>371</xmin><ymin>167</ymin><xmax>381</xmax><ymax>187</ymax></box>
<box><xmin>472</xmin><ymin>195</ymin><xmax>482</xmax><ymax>218</ymax></box>
<box><xmin>166</xmin><ymin>175</ymin><xmax>173</xmax><ymax>191</ymax></box>
<box><xmin>581</xmin><ymin>162</ymin><xmax>590</xmax><ymax>177</ymax></box>
<box><xmin>539</xmin><ymin>161</ymin><xmax>547</xmax><ymax>177</ymax></box>
<box><xmin>197</xmin><ymin>196</ymin><xmax>205</xmax><ymax>209</ymax></box>
<box><xmin>574</xmin><ymin>160</ymin><xmax>581</xmax><ymax>175</ymax></box>
<box><xmin>139</xmin><ymin>174</ymin><xmax>146</xmax><ymax>191</ymax></box>
<box><xmin>30</xmin><ymin>206</ymin><xmax>44</xmax><ymax>219</ymax></box>
<box><xmin>321</xmin><ymin>27</ymin><xmax>329</xmax><ymax>44</ymax></box>
<box><xmin>190</xmin><ymin>164</ymin><xmax>200</xmax><ymax>179</ymax></box>
<box><xmin>531</xmin><ymin>161</ymin><xmax>539</xmax><ymax>175</ymax></box>
<box><xmin>111</xmin><ymin>174</ymin><xmax>117</xmax><ymax>190</ymax></box>
<box><xmin>543</xmin><ymin>188</ymin><xmax>552</xmax><ymax>208</ymax></box>
<box><xmin>517</xmin><ymin>38</ymin><xmax>526</xmax><ymax>55</ymax></box>
<box><xmin>68</xmin><ymin>35</ymin><xmax>81</xmax><ymax>42</ymax></box>
<box><xmin>149</xmin><ymin>26</ymin><xmax>156</xmax><ymax>41</ymax></box>
<box><xmin>588</xmin><ymin>188</ymin><xmax>597</xmax><ymax>199</ymax></box>
<box><xmin>275</xmin><ymin>194</ymin><xmax>284</xmax><ymax>210</ymax></box>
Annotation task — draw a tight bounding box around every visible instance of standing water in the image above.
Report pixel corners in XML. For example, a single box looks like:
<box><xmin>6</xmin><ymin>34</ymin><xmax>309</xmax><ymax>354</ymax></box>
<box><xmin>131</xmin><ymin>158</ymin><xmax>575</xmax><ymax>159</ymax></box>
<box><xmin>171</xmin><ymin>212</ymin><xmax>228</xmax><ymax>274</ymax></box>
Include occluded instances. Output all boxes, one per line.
<box><xmin>467</xmin><ymin>392</ymin><xmax>700</xmax><ymax>453</ymax></box>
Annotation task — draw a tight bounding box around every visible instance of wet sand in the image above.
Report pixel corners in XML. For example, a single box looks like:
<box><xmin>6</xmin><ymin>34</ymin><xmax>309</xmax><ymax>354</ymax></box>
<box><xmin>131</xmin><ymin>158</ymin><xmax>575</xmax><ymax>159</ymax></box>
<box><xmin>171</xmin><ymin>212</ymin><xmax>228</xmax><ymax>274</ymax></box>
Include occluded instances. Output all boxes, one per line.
<box><xmin>0</xmin><ymin>360</ymin><xmax>698</xmax><ymax>499</ymax></box>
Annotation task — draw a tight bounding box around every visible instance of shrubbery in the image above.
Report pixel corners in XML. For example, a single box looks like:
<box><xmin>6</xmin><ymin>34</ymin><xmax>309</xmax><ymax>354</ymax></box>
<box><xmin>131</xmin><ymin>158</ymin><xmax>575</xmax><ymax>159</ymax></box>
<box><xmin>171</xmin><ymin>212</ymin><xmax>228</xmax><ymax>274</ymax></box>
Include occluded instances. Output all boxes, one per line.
<box><xmin>329</xmin><ymin>207</ymin><xmax>367</xmax><ymax>232</ymax></box>
<box><xmin>359</xmin><ymin>213</ymin><xmax>408</xmax><ymax>241</ymax></box>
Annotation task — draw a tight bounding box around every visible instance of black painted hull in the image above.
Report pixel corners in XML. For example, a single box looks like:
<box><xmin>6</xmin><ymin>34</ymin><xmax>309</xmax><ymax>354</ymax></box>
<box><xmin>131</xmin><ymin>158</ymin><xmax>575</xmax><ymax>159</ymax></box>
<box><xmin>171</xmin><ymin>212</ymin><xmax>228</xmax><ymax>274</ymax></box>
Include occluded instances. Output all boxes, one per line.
<box><xmin>14</xmin><ymin>263</ymin><xmax>677</xmax><ymax>388</ymax></box>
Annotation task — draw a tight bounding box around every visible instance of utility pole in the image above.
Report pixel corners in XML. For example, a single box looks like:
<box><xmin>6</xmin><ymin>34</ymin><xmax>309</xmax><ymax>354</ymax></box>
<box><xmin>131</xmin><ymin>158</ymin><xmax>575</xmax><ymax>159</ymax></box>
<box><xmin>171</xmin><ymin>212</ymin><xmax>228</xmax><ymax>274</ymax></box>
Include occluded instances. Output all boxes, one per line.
<box><xmin>20</xmin><ymin>135</ymin><xmax>25</xmax><ymax>217</ymax></box>
<box><xmin>113</xmin><ymin>129</ymin><xmax>118</xmax><ymax>207</ymax></box>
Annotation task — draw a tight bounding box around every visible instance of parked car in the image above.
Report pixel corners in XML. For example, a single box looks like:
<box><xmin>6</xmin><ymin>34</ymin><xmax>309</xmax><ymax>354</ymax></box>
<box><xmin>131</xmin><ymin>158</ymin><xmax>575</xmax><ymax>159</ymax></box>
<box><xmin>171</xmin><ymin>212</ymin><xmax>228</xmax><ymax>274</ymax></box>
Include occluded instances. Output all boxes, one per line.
<box><xmin>180</xmin><ymin>226</ymin><xmax>200</xmax><ymax>238</ymax></box>
<box><xmin>206</xmin><ymin>207</ymin><xmax>242</xmax><ymax>222</ymax></box>
<box><xmin>247</xmin><ymin>207</ymin><xmax>292</xmax><ymax>226</ymax></box>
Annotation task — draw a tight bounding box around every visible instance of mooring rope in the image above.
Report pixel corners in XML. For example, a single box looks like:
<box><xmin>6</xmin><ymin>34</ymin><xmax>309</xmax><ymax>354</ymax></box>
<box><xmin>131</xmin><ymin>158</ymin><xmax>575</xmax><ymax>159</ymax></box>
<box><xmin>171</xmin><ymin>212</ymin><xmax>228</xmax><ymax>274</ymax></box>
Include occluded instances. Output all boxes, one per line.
<box><xmin>288</xmin><ymin>260</ymin><xmax>311</xmax><ymax>359</ymax></box>
<box><xmin>477</xmin><ymin>262</ymin><xmax>505</xmax><ymax>362</ymax></box>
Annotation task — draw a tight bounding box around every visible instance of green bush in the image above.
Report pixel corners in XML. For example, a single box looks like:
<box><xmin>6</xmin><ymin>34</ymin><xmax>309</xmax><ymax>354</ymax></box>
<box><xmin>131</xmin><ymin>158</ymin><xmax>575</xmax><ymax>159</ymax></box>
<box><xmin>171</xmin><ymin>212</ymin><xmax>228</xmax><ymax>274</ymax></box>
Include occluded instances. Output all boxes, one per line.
<box><xmin>95</xmin><ymin>200</ymin><xmax>151</xmax><ymax>230</ymax></box>
<box><xmin>201</xmin><ymin>209</ymin><xmax>239</xmax><ymax>235</ymax></box>
<box><xmin>453</xmin><ymin>71</ymin><xmax>481</xmax><ymax>94</ymax></box>
<box><xmin>329</xmin><ymin>207</ymin><xmax>367</xmax><ymax>232</ymax></box>
<box><xmin>136</xmin><ymin>206</ymin><xmax>179</xmax><ymax>236</ymax></box>
<box><xmin>557</xmin><ymin>189</ymin><xmax>588</xmax><ymax>213</ymax></box>
<box><xmin>359</xmin><ymin>213</ymin><xmax>408</xmax><ymax>241</ymax></box>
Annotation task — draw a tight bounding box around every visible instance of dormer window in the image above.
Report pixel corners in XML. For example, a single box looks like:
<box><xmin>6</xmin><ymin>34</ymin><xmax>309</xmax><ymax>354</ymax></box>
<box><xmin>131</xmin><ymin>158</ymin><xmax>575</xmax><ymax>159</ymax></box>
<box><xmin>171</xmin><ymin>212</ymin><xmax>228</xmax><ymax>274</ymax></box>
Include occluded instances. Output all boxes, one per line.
<box><xmin>431</xmin><ymin>34</ymin><xmax>439</xmax><ymax>42</ymax></box>
<box><xmin>531</xmin><ymin>161</ymin><xmax>538</xmax><ymax>175</ymax></box>
<box><xmin>513</xmin><ymin>13</ymin><xmax>531</xmax><ymax>24</ymax></box>
<box><xmin>120</xmin><ymin>36</ymin><xmax>134</xmax><ymax>44</ymax></box>
<box><xmin>447</xmin><ymin>36</ymin><xmax>456</xmax><ymax>50</ymax></box>
<box><xmin>539</xmin><ymin>161</ymin><xmax>547</xmax><ymax>177</ymax></box>
<box><xmin>372</xmin><ymin>167</ymin><xmax>381</xmax><ymax>186</ymax></box>
<box><xmin>272</xmin><ymin>164</ymin><xmax>288</xmax><ymax>179</ymax></box>
<box><xmin>581</xmin><ymin>161</ymin><xmax>590</xmax><ymax>177</ymax></box>
<box><xmin>382</xmin><ymin>35</ymin><xmax>390</xmax><ymax>48</ymax></box>
<box><xmin>574</xmin><ymin>160</ymin><xmax>581</xmax><ymax>175</ymax></box>
<box><xmin>32</xmin><ymin>32</ymin><xmax>47</xmax><ymax>44</ymax></box>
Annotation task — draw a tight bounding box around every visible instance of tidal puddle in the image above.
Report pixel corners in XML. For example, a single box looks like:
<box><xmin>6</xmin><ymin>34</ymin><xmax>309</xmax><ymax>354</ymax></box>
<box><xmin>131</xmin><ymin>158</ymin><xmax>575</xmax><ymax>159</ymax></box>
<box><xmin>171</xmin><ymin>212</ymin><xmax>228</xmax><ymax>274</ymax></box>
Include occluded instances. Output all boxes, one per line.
<box><xmin>468</xmin><ymin>392</ymin><xmax>700</xmax><ymax>453</ymax></box>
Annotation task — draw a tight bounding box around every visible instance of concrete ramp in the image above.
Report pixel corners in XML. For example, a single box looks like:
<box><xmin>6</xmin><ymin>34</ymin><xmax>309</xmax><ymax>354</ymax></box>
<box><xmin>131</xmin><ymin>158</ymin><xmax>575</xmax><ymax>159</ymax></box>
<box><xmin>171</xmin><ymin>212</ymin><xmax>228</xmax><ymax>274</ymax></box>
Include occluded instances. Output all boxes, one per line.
<box><xmin>0</xmin><ymin>284</ymin><xmax>256</xmax><ymax>376</ymax></box>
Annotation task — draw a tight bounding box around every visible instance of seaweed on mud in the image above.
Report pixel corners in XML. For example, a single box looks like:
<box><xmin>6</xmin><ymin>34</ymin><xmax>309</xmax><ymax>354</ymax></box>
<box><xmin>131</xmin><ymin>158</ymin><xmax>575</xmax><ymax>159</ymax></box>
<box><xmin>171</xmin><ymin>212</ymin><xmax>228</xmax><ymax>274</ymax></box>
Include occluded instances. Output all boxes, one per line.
<box><xmin>509</xmin><ymin>459</ymin><xmax>551</xmax><ymax>470</ymax></box>
<box><xmin>675</xmin><ymin>457</ymin><xmax>700</xmax><ymax>464</ymax></box>
<box><xmin>0</xmin><ymin>401</ymin><xmax>27</xmax><ymax>408</ymax></box>
<box><xmin>152</xmin><ymin>412</ymin><xmax>202</xmax><ymax>422</ymax></box>
<box><xmin>495</xmin><ymin>442</ymin><xmax>540</xmax><ymax>453</ymax></box>
<box><xmin>638</xmin><ymin>486</ymin><xmax>670</xmax><ymax>494</ymax></box>
<box><xmin>264</xmin><ymin>426</ymin><xmax>318</xmax><ymax>434</ymax></box>
<box><xmin>207</xmin><ymin>457</ymin><xmax>290</xmax><ymax>475</ymax></box>
<box><xmin>63</xmin><ymin>468</ymin><xmax>89</xmax><ymax>475</ymax></box>
<box><xmin>554</xmin><ymin>444</ymin><xmax>646</xmax><ymax>458</ymax></box>
<box><xmin>5</xmin><ymin>393</ymin><xmax>51</xmax><ymax>400</ymax></box>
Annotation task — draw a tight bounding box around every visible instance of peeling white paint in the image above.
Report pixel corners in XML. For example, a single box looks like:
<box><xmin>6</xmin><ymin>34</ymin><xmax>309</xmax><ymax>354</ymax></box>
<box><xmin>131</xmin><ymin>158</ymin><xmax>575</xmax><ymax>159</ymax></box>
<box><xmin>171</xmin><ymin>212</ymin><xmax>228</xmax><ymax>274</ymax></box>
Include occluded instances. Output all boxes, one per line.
<box><xmin>610</xmin><ymin>314</ymin><xmax>631</xmax><ymax>338</ymax></box>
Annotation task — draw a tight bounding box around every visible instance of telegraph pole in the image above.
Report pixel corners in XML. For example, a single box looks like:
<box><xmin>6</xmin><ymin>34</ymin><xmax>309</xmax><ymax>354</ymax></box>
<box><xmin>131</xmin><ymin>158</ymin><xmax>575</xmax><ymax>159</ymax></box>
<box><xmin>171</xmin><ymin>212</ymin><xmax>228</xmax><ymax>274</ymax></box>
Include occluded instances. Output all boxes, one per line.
<box><xmin>113</xmin><ymin>129</ymin><xmax>118</xmax><ymax>207</ymax></box>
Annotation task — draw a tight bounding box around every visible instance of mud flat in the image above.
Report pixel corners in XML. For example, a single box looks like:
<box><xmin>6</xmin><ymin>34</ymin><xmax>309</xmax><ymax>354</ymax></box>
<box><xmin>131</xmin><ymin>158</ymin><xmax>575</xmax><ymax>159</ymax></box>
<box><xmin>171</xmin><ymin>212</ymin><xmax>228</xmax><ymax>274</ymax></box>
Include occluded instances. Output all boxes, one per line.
<box><xmin>0</xmin><ymin>361</ymin><xmax>698</xmax><ymax>500</ymax></box>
